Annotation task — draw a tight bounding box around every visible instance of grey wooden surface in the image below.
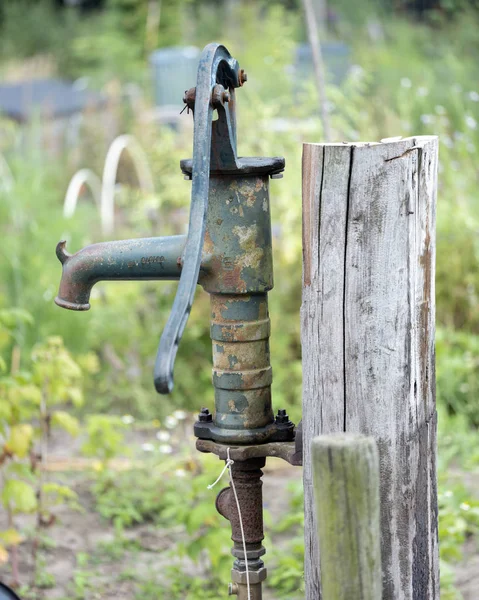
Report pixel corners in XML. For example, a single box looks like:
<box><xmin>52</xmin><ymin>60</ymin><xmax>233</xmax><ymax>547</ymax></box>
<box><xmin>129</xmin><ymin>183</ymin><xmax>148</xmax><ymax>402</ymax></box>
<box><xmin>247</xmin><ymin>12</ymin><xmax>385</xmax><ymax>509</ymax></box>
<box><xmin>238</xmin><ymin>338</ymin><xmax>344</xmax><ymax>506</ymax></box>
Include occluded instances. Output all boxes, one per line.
<box><xmin>312</xmin><ymin>434</ymin><xmax>382</xmax><ymax>600</ymax></box>
<box><xmin>301</xmin><ymin>137</ymin><xmax>439</xmax><ymax>600</ymax></box>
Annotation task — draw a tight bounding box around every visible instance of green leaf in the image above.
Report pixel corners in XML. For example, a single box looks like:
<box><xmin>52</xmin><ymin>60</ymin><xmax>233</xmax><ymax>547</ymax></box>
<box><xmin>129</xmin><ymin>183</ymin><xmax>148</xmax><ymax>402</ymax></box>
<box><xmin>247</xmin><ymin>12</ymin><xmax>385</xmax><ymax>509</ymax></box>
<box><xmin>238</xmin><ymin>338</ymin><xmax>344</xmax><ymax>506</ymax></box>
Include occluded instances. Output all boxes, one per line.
<box><xmin>0</xmin><ymin>528</ymin><xmax>23</xmax><ymax>547</ymax></box>
<box><xmin>0</xmin><ymin>309</ymin><xmax>34</xmax><ymax>330</ymax></box>
<box><xmin>51</xmin><ymin>411</ymin><xmax>80</xmax><ymax>436</ymax></box>
<box><xmin>68</xmin><ymin>387</ymin><xmax>84</xmax><ymax>408</ymax></box>
<box><xmin>42</xmin><ymin>483</ymin><xmax>79</xmax><ymax>509</ymax></box>
<box><xmin>5</xmin><ymin>423</ymin><xmax>34</xmax><ymax>458</ymax></box>
<box><xmin>5</xmin><ymin>462</ymin><xmax>35</xmax><ymax>482</ymax></box>
<box><xmin>1</xmin><ymin>479</ymin><xmax>37</xmax><ymax>513</ymax></box>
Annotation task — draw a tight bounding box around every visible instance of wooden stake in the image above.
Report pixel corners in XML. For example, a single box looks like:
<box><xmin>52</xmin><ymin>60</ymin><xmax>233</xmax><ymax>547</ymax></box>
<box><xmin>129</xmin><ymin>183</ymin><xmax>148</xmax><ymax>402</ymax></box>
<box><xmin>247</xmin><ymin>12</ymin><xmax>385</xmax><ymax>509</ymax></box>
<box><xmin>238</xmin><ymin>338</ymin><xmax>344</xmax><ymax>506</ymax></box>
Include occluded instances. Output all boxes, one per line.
<box><xmin>312</xmin><ymin>434</ymin><xmax>382</xmax><ymax>600</ymax></box>
<box><xmin>302</xmin><ymin>137</ymin><xmax>439</xmax><ymax>599</ymax></box>
<box><xmin>301</xmin><ymin>0</ymin><xmax>331</xmax><ymax>141</ymax></box>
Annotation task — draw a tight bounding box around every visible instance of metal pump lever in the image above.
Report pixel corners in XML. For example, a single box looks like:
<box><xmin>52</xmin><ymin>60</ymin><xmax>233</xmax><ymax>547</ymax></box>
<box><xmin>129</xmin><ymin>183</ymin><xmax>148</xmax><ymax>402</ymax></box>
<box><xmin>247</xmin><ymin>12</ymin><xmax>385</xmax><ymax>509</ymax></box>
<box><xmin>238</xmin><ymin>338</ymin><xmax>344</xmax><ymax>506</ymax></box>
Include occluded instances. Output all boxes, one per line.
<box><xmin>54</xmin><ymin>43</ymin><xmax>242</xmax><ymax>394</ymax></box>
<box><xmin>154</xmin><ymin>43</ymin><xmax>241</xmax><ymax>394</ymax></box>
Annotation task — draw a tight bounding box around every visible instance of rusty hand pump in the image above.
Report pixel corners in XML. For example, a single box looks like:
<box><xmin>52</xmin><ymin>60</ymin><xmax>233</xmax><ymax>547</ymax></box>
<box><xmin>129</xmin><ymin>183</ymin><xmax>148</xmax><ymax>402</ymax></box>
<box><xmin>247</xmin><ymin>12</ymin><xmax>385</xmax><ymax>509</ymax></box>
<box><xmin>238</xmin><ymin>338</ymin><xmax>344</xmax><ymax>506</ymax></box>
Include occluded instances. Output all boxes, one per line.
<box><xmin>55</xmin><ymin>43</ymin><xmax>301</xmax><ymax>599</ymax></box>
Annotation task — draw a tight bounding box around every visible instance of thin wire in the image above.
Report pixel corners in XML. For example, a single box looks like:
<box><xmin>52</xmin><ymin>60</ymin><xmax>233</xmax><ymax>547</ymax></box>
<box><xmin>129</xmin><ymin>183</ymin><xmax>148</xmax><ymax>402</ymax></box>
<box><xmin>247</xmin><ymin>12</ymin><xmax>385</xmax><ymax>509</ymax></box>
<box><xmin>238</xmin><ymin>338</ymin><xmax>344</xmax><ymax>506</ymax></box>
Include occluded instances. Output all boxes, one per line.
<box><xmin>227</xmin><ymin>448</ymin><xmax>251</xmax><ymax>600</ymax></box>
<box><xmin>207</xmin><ymin>458</ymin><xmax>233</xmax><ymax>490</ymax></box>
<box><xmin>207</xmin><ymin>448</ymin><xmax>251</xmax><ymax>600</ymax></box>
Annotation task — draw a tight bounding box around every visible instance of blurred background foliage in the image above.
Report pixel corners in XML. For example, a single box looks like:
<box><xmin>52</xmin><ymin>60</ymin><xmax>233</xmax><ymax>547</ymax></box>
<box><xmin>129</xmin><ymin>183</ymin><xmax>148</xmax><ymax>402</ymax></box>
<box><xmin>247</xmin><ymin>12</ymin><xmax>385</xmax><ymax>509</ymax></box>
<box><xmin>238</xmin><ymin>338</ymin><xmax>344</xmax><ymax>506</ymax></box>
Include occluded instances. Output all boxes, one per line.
<box><xmin>0</xmin><ymin>0</ymin><xmax>477</xmax><ymax>426</ymax></box>
<box><xmin>0</xmin><ymin>0</ymin><xmax>478</xmax><ymax>596</ymax></box>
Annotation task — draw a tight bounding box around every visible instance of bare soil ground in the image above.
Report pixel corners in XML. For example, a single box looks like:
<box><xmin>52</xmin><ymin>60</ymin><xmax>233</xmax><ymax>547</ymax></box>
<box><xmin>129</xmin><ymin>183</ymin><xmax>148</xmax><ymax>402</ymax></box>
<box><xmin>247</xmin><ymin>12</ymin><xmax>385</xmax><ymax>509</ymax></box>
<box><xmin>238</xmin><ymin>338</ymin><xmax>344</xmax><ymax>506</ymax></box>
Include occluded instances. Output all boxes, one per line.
<box><xmin>0</xmin><ymin>429</ymin><xmax>478</xmax><ymax>599</ymax></box>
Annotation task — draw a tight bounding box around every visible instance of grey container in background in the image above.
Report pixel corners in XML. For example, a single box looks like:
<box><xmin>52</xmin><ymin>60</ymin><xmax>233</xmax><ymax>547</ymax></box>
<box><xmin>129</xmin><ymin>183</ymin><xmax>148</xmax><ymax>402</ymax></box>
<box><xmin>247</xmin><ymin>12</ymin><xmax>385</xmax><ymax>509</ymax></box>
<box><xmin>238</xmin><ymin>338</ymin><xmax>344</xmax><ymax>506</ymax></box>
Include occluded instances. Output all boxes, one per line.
<box><xmin>296</xmin><ymin>41</ymin><xmax>351</xmax><ymax>86</ymax></box>
<box><xmin>149</xmin><ymin>46</ymin><xmax>200</xmax><ymax>108</ymax></box>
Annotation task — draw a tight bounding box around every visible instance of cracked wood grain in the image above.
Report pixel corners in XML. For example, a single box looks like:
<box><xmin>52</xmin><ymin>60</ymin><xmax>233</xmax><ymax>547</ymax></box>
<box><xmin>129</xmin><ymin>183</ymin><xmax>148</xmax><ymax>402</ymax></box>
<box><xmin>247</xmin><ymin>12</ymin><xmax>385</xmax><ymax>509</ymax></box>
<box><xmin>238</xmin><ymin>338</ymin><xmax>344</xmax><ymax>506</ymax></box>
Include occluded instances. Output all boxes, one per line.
<box><xmin>301</xmin><ymin>136</ymin><xmax>439</xmax><ymax>600</ymax></box>
<box><xmin>312</xmin><ymin>434</ymin><xmax>382</xmax><ymax>600</ymax></box>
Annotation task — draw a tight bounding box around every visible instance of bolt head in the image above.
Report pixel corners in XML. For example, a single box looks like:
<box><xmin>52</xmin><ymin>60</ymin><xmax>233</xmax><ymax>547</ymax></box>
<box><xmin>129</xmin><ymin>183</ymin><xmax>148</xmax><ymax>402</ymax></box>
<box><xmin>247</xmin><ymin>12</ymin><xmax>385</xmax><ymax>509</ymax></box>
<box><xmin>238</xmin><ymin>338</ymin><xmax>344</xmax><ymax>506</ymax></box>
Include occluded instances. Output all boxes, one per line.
<box><xmin>275</xmin><ymin>408</ymin><xmax>290</xmax><ymax>424</ymax></box>
<box><xmin>198</xmin><ymin>407</ymin><xmax>213</xmax><ymax>422</ymax></box>
<box><xmin>240</xmin><ymin>69</ymin><xmax>248</xmax><ymax>85</ymax></box>
<box><xmin>223</xmin><ymin>90</ymin><xmax>230</xmax><ymax>103</ymax></box>
<box><xmin>228</xmin><ymin>582</ymin><xmax>238</xmax><ymax>595</ymax></box>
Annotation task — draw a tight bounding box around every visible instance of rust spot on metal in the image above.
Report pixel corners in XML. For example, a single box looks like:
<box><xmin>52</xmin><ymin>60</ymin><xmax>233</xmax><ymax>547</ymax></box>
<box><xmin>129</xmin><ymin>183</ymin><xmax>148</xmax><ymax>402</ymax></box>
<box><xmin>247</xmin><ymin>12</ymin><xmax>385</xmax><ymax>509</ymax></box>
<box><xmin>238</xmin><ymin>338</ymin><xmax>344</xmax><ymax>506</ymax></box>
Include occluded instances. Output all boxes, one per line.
<box><xmin>233</xmin><ymin>225</ymin><xmax>264</xmax><ymax>270</ymax></box>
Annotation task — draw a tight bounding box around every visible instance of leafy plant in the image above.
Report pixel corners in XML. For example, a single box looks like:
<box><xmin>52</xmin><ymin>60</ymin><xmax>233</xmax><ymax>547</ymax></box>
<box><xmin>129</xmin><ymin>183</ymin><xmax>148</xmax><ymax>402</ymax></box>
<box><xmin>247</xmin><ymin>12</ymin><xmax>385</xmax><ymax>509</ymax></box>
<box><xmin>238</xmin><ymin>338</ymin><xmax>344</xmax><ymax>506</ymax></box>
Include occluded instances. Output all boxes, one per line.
<box><xmin>0</xmin><ymin>315</ymin><xmax>84</xmax><ymax>586</ymax></box>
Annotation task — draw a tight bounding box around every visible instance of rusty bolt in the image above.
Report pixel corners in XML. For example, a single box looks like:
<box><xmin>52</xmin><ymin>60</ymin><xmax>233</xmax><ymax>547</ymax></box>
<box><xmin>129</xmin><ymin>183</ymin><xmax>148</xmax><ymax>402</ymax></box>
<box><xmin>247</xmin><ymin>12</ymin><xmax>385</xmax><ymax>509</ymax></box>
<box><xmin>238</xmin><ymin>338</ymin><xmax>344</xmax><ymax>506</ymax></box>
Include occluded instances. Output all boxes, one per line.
<box><xmin>198</xmin><ymin>407</ymin><xmax>213</xmax><ymax>422</ymax></box>
<box><xmin>239</xmin><ymin>69</ymin><xmax>248</xmax><ymax>86</ymax></box>
<box><xmin>275</xmin><ymin>409</ymin><xmax>290</xmax><ymax>424</ymax></box>
<box><xmin>183</xmin><ymin>87</ymin><xmax>196</xmax><ymax>107</ymax></box>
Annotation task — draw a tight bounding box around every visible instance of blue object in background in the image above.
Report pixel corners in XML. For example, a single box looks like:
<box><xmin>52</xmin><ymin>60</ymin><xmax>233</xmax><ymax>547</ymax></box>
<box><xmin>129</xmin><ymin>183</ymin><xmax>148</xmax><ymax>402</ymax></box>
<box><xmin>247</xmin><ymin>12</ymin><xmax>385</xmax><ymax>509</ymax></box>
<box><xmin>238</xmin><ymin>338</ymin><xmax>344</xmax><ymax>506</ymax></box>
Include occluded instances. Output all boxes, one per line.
<box><xmin>0</xmin><ymin>582</ymin><xmax>21</xmax><ymax>600</ymax></box>
<box><xmin>149</xmin><ymin>46</ymin><xmax>200</xmax><ymax>108</ymax></box>
<box><xmin>0</xmin><ymin>79</ymin><xmax>105</xmax><ymax>123</ymax></box>
<box><xmin>295</xmin><ymin>42</ymin><xmax>351</xmax><ymax>86</ymax></box>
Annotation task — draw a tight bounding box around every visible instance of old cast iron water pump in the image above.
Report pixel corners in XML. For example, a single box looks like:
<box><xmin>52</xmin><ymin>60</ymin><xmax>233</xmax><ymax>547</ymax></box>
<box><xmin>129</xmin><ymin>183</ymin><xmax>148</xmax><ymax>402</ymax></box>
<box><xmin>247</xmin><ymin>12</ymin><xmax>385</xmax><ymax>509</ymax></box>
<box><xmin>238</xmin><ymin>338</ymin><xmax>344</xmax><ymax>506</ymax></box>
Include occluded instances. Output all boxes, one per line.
<box><xmin>55</xmin><ymin>43</ymin><xmax>302</xmax><ymax>599</ymax></box>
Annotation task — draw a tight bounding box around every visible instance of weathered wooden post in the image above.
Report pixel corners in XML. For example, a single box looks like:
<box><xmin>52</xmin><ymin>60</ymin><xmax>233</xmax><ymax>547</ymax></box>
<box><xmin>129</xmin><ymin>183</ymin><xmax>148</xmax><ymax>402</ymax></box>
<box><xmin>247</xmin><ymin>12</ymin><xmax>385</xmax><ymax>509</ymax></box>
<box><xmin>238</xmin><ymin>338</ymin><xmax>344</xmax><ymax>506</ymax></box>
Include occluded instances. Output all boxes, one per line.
<box><xmin>302</xmin><ymin>137</ymin><xmax>439</xmax><ymax>599</ymax></box>
<box><xmin>312</xmin><ymin>434</ymin><xmax>382</xmax><ymax>600</ymax></box>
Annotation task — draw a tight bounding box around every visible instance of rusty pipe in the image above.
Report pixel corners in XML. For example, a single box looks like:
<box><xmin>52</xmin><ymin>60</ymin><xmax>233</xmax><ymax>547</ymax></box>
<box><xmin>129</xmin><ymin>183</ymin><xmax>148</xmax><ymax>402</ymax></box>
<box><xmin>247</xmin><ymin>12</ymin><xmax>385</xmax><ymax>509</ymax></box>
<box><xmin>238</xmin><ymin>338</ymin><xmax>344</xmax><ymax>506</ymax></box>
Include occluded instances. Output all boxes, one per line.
<box><xmin>216</xmin><ymin>458</ymin><xmax>266</xmax><ymax>600</ymax></box>
<box><xmin>55</xmin><ymin>235</ymin><xmax>186</xmax><ymax>311</ymax></box>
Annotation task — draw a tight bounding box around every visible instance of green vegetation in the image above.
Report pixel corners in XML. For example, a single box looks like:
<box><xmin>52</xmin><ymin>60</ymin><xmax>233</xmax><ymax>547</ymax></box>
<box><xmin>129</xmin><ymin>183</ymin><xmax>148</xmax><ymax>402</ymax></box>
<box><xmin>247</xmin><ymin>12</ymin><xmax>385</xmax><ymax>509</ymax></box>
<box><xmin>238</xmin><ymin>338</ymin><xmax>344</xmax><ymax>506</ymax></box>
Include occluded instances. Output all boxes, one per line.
<box><xmin>0</xmin><ymin>0</ymin><xmax>478</xmax><ymax>597</ymax></box>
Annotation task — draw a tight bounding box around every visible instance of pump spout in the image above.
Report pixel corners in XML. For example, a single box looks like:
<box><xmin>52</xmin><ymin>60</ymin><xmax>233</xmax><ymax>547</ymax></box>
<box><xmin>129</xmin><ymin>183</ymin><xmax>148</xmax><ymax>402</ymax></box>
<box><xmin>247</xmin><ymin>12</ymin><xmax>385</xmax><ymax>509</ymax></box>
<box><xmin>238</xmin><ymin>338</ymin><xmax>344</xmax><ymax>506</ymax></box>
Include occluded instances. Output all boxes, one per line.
<box><xmin>55</xmin><ymin>235</ymin><xmax>187</xmax><ymax>311</ymax></box>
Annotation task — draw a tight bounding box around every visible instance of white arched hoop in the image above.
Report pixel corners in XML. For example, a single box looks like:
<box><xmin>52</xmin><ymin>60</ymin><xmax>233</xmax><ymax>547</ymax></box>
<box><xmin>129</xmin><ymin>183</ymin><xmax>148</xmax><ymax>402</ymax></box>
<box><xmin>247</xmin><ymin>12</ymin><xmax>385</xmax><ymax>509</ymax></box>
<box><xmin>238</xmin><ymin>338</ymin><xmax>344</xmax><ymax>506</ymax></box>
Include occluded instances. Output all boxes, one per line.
<box><xmin>100</xmin><ymin>134</ymin><xmax>155</xmax><ymax>235</ymax></box>
<box><xmin>63</xmin><ymin>168</ymin><xmax>102</xmax><ymax>219</ymax></box>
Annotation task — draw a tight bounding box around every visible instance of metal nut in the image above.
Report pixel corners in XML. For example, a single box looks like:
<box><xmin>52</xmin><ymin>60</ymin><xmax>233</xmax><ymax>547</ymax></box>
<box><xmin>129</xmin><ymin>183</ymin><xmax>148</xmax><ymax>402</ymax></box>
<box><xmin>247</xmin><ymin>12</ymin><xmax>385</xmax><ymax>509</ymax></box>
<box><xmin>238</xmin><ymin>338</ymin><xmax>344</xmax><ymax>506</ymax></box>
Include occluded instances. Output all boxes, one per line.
<box><xmin>239</xmin><ymin>69</ymin><xmax>248</xmax><ymax>85</ymax></box>
<box><xmin>198</xmin><ymin>407</ymin><xmax>213</xmax><ymax>422</ymax></box>
<box><xmin>275</xmin><ymin>408</ymin><xmax>290</xmax><ymax>424</ymax></box>
<box><xmin>228</xmin><ymin>582</ymin><xmax>238</xmax><ymax>596</ymax></box>
<box><xmin>231</xmin><ymin>567</ymin><xmax>267</xmax><ymax>584</ymax></box>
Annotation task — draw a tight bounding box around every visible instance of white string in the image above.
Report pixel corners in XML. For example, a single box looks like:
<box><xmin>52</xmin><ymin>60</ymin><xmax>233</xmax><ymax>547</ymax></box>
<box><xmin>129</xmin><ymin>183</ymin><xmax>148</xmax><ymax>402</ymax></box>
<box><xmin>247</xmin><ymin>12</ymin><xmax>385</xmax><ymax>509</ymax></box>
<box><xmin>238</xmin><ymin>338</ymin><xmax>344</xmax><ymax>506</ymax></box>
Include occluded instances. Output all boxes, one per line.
<box><xmin>207</xmin><ymin>447</ymin><xmax>251</xmax><ymax>600</ymax></box>
<box><xmin>207</xmin><ymin>458</ymin><xmax>233</xmax><ymax>490</ymax></box>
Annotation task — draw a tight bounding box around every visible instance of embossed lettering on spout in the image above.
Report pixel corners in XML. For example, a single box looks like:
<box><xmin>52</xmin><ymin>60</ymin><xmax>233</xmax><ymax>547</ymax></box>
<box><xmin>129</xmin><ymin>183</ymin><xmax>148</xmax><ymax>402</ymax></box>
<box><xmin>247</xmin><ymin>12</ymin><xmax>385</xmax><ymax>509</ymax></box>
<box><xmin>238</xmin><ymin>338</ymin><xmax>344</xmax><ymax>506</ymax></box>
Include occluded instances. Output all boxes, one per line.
<box><xmin>141</xmin><ymin>256</ymin><xmax>165</xmax><ymax>266</ymax></box>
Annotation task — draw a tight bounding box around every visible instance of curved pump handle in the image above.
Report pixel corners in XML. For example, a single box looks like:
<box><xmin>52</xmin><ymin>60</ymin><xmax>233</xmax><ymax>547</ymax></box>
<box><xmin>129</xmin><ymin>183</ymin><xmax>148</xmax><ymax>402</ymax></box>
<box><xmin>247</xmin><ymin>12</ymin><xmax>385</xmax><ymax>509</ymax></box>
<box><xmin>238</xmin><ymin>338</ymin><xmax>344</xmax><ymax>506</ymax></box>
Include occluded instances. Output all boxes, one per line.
<box><xmin>154</xmin><ymin>43</ymin><xmax>241</xmax><ymax>394</ymax></box>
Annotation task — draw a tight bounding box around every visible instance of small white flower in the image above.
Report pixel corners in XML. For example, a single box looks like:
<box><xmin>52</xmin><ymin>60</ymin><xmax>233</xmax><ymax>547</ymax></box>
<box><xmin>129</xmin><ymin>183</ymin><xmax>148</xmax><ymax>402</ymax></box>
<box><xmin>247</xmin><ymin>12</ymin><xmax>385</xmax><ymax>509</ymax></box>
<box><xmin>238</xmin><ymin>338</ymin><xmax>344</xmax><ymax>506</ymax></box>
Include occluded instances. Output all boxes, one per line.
<box><xmin>142</xmin><ymin>443</ymin><xmax>155</xmax><ymax>452</ymax></box>
<box><xmin>417</xmin><ymin>86</ymin><xmax>429</xmax><ymax>97</ymax></box>
<box><xmin>442</xmin><ymin>136</ymin><xmax>454</xmax><ymax>148</ymax></box>
<box><xmin>465</xmin><ymin>115</ymin><xmax>477</xmax><ymax>130</ymax></box>
<box><xmin>175</xmin><ymin>469</ymin><xmax>187</xmax><ymax>478</ymax></box>
<box><xmin>43</xmin><ymin>289</ymin><xmax>53</xmax><ymax>302</ymax></box>
<box><xmin>444</xmin><ymin>490</ymin><xmax>453</xmax><ymax>498</ymax></box>
<box><xmin>435</xmin><ymin>105</ymin><xmax>446</xmax><ymax>115</ymax></box>
<box><xmin>468</xmin><ymin>91</ymin><xmax>479</xmax><ymax>102</ymax></box>
<box><xmin>420</xmin><ymin>114</ymin><xmax>434</xmax><ymax>125</ymax></box>
<box><xmin>460</xmin><ymin>502</ymin><xmax>471</xmax><ymax>511</ymax></box>
<box><xmin>401</xmin><ymin>120</ymin><xmax>411</xmax><ymax>131</ymax></box>
<box><xmin>349</xmin><ymin>64</ymin><xmax>364</xmax><ymax>78</ymax></box>
<box><xmin>173</xmin><ymin>410</ymin><xmax>187</xmax><ymax>421</ymax></box>
<box><xmin>400</xmin><ymin>77</ymin><xmax>412</xmax><ymax>88</ymax></box>
<box><xmin>156</xmin><ymin>430</ymin><xmax>171</xmax><ymax>442</ymax></box>
<box><xmin>159</xmin><ymin>444</ymin><xmax>173</xmax><ymax>454</ymax></box>
<box><xmin>122</xmin><ymin>415</ymin><xmax>135</xmax><ymax>425</ymax></box>
<box><xmin>165</xmin><ymin>415</ymin><xmax>178</xmax><ymax>429</ymax></box>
